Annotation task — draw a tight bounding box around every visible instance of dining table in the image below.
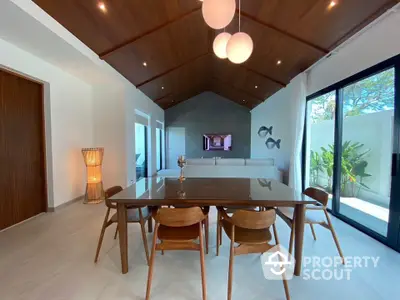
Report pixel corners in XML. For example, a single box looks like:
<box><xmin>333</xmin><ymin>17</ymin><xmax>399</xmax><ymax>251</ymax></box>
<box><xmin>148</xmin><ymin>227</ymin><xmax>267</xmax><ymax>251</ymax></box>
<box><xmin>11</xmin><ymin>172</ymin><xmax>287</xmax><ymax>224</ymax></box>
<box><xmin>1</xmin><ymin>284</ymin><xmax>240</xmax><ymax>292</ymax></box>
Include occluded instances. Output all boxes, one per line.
<box><xmin>109</xmin><ymin>177</ymin><xmax>317</xmax><ymax>276</ymax></box>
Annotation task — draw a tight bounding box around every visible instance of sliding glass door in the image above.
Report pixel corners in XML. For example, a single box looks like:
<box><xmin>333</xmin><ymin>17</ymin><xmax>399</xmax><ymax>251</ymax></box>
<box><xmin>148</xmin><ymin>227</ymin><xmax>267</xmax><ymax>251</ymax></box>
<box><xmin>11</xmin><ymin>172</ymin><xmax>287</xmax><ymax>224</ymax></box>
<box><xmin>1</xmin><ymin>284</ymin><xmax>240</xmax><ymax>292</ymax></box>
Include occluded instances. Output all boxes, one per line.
<box><xmin>135</xmin><ymin>123</ymin><xmax>148</xmax><ymax>180</ymax></box>
<box><xmin>304</xmin><ymin>54</ymin><xmax>400</xmax><ymax>251</ymax></box>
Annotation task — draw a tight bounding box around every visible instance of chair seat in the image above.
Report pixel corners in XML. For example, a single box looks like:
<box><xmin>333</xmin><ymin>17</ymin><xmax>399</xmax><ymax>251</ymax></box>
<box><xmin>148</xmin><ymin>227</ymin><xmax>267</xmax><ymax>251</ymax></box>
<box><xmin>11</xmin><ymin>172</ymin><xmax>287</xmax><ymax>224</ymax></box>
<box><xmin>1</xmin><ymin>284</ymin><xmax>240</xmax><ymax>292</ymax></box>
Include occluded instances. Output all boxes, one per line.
<box><xmin>277</xmin><ymin>206</ymin><xmax>326</xmax><ymax>224</ymax></box>
<box><xmin>110</xmin><ymin>207</ymin><xmax>150</xmax><ymax>223</ymax></box>
<box><xmin>157</xmin><ymin>224</ymin><xmax>200</xmax><ymax>241</ymax></box>
<box><xmin>221</xmin><ymin>219</ymin><xmax>272</xmax><ymax>244</ymax></box>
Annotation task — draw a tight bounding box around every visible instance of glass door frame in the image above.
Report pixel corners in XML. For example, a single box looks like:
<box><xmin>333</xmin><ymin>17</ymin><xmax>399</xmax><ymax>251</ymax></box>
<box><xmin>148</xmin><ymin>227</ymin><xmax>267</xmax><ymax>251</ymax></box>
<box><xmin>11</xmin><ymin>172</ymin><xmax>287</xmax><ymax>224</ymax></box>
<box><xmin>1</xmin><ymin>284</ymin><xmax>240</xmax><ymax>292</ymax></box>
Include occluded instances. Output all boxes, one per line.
<box><xmin>302</xmin><ymin>53</ymin><xmax>400</xmax><ymax>252</ymax></box>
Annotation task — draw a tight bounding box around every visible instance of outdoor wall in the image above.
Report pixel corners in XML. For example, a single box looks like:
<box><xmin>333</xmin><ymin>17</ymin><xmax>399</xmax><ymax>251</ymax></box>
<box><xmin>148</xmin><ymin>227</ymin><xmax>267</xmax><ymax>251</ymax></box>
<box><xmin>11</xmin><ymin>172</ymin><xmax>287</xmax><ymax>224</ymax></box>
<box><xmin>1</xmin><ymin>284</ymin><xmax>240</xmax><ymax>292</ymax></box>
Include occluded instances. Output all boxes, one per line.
<box><xmin>307</xmin><ymin>110</ymin><xmax>393</xmax><ymax>206</ymax></box>
<box><xmin>0</xmin><ymin>37</ymin><xmax>93</xmax><ymax>208</ymax></box>
<box><xmin>166</xmin><ymin>92</ymin><xmax>251</xmax><ymax>158</ymax></box>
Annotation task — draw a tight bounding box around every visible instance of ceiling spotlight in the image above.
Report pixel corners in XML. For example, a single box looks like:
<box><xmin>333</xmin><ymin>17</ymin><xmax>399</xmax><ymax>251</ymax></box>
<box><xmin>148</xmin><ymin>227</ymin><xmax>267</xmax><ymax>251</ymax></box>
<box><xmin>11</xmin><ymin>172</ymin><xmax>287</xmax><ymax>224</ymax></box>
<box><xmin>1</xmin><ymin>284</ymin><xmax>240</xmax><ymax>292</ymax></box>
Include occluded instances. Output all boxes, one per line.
<box><xmin>255</xmin><ymin>85</ymin><xmax>258</xmax><ymax>89</ymax></box>
<box><xmin>143</xmin><ymin>62</ymin><xmax>147</xmax><ymax>67</ymax></box>
<box><xmin>161</xmin><ymin>86</ymin><xmax>164</xmax><ymax>90</ymax></box>
<box><xmin>277</xmin><ymin>60</ymin><xmax>282</xmax><ymax>65</ymax></box>
<box><xmin>98</xmin><ymin>2</ymin><xmax>106</xmax><ymax>12</ymax></box>
<box><xmin>328</xmin><ymin>1</ymin><xmax>337</xmax><ymax>9</ymax></box>
<box><xmin>243</xmin><ymin>99</ymin><xmax>245</xmax><ymax>102</ymax></box>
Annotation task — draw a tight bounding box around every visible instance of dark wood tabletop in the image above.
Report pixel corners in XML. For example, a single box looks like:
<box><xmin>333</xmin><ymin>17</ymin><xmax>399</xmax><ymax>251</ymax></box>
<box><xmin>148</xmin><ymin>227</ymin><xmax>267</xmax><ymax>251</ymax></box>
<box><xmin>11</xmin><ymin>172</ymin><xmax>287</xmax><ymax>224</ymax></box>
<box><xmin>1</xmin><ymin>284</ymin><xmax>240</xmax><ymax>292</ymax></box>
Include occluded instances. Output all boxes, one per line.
<box><xmin>109</xmin><ymin>177</ymin><xmax>317</xmax><ymax>207</ymax></box>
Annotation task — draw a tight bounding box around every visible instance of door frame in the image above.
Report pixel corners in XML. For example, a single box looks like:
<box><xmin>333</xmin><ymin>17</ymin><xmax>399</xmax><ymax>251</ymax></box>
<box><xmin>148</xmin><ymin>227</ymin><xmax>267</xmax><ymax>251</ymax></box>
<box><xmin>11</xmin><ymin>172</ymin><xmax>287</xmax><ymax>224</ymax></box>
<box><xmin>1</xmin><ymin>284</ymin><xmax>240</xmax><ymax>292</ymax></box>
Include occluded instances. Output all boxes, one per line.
<box><xmin>302</xmin><ymin>53</ymin><xmax>400</xmax><ymax>252</ymax></box>
<box><xmin>0</xmin><ymin>67</ymin><xmax>48</xmax><ymax>213</ymax></box>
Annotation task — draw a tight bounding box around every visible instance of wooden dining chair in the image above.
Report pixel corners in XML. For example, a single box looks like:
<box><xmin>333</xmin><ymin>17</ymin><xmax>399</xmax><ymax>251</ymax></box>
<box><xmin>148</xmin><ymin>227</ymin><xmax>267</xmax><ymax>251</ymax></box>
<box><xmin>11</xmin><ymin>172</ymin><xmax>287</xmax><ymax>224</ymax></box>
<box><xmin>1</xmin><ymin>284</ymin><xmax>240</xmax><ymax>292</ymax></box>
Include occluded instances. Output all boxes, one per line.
<box><xmin>276</xmin><ymin>187</ymin><xmax>345</xmax><ymax>264</ymax></box>
<box><xmin>94</xmin><ymin>186</ymin><xmax>153</xmax><ymax>265</ymax></box>
<box><xmin>146</xmin><ymin>206</ymin><xmax>209</xmax><ymax>300</ymax></box>
<box><xmin>217</xmin><ymin>207</ymin><xmax>290</xmax><ymax>300</ymax></box>
<box><xmin>216</xmin><ymin>206</ymin><xmax>258</xmax><ymax>256</ymax></box>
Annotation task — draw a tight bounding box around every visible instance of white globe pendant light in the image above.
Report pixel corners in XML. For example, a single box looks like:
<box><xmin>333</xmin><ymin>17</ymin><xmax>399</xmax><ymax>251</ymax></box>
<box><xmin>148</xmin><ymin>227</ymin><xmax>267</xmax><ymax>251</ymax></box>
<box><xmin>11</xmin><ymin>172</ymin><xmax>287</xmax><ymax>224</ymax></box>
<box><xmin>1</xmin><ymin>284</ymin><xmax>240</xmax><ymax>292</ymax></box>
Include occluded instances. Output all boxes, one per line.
<box><xmin>202</xmin><ymin>0</ymin><xmax>236</xmax><ymax>30</ymax></box>
<box><xmin>226</xmin><ymin>32</ymin><xmax>254</xmax><ymax>64</ymax></box>
<box><xmin>213</xmin><ymin>32</ymin><xmax>232</xmax><ymax>59</ymax></box>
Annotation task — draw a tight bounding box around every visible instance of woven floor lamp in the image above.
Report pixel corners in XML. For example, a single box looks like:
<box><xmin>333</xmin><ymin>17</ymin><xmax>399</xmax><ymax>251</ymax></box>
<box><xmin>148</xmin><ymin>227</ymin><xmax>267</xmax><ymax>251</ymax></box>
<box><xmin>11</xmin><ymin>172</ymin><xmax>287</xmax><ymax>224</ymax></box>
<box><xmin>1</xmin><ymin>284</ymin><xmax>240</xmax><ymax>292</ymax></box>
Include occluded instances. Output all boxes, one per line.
<box><xmin>82</xmin><ymin>148</ymin><xmax>104</xmax><ymax>204</ymax></box>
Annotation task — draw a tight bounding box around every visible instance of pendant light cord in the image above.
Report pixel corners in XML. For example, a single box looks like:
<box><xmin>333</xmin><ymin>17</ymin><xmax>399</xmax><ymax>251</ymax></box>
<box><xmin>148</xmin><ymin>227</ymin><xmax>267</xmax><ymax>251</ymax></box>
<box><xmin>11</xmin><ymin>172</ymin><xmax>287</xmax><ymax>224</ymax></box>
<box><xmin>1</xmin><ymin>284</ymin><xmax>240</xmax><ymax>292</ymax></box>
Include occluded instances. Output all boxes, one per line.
<box><xmin>239</xmin><ymin>0</ymin><xmax>241</xmax><ymax>32</ymax></box>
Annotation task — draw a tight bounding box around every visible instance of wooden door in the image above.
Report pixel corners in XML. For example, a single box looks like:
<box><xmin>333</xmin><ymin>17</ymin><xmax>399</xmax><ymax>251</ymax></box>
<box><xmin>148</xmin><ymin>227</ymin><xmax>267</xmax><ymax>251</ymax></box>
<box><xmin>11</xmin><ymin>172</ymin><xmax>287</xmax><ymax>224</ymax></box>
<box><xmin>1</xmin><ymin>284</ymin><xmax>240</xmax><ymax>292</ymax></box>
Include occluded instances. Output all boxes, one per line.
<box><xmin>0</xmin><ymin>69</ymin><xmax>47</xmax><ymax>230</ymax></box>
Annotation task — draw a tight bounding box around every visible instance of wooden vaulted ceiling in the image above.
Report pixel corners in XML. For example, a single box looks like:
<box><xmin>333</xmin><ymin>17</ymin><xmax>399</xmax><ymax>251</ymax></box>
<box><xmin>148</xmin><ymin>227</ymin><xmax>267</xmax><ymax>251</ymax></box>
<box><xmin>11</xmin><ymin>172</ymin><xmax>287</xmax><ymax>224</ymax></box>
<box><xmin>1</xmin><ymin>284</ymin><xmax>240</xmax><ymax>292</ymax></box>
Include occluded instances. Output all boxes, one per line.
<box><xmin>33</xmin><ymin>0</ymin><xmax>398</xmax><ymax>110</ymax></box>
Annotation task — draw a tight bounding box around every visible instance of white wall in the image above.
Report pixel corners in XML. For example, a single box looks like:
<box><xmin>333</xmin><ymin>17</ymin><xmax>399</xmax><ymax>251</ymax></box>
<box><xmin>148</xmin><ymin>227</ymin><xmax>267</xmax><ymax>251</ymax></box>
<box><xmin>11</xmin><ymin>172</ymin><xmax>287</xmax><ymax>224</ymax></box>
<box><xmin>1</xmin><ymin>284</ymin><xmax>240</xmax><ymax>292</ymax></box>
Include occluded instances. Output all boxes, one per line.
<box><xmin>251</xmin><ymin>83</ymin><xmax>296</xmax><ymax>173</ymax></box>
<box><xmin>0</xmin><ymin>38</ymin><xmax>93</xmax><ymax>208</ymax></box>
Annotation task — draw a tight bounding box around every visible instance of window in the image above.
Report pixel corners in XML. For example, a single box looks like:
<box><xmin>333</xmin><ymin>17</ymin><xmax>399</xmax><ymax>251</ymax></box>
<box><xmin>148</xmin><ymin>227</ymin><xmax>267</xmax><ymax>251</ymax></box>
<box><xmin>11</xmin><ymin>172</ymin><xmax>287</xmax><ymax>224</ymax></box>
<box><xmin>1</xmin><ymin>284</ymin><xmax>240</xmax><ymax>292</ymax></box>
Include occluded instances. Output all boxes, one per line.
<box><xmin>156</xmin><ymin>128</ymin><xmax>163</xmax><ymax>171</ymax></box>
<box><xmin>303</xmin><ymin>54</ymin><xmax>400</xmax><ymax>251</ymax></box>
<box><xmin>135</xmin><ymin>123</ymin><xmax>148</xmax><ymax>180</ymax></box>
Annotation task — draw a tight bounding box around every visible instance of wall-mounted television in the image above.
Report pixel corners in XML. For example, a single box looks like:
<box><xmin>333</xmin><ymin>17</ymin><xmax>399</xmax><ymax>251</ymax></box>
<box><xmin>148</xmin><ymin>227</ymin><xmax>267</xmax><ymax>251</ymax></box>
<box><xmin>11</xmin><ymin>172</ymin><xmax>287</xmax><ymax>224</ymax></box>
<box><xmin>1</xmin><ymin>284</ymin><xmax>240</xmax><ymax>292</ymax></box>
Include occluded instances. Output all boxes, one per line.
<box><xmin>203</xmin><ymin>134</ymin><xmax>232</xmax><ymax>151</ymax></box>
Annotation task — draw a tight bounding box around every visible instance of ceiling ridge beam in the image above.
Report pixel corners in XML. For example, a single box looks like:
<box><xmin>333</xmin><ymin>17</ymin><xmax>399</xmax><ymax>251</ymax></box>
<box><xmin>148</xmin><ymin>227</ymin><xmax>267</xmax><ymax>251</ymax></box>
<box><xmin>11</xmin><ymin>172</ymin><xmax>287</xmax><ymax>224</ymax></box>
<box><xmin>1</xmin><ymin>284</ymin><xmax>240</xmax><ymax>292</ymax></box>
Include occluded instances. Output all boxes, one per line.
<box><xmin>99</xmin><ymin>6</ymin><xmax>201</xmax><ymax>59</ymax></box>
<box><xmin>212</xmin><ymin>77</ymin><xmax>263</xmax><ymax>103</ymax></box>
<box><xmin>136</xmin><ymin>52</ymin><xmax>210</xmax><ymax>88</ymax></box>
<box><xmin>237</xmin><ymin>10</ymin><xmax>329</xmax><ymax>54</ymax></box>
<box><xmin>241</xmin><ymin>66</ymin><xmax>287</xmax><ymax>87</ymax></box>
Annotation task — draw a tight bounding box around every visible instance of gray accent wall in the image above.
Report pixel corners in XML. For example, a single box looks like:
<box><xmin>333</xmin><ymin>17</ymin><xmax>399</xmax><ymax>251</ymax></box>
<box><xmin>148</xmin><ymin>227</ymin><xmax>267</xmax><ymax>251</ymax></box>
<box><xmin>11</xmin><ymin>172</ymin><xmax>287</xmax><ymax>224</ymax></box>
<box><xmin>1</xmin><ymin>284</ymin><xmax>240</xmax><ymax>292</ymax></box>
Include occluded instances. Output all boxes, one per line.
<box><xmin>165</xmin><ymin>92</ymin><xmax>251</xmax><ymax>158</ymax></box>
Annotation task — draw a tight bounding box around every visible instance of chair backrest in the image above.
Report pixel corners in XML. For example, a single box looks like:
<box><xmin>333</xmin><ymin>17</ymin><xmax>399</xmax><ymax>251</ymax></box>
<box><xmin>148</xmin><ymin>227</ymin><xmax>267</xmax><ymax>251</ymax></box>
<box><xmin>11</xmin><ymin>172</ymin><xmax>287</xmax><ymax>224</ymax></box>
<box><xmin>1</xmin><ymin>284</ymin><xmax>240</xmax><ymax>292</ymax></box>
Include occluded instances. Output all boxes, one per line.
<box><xmin>304</xmin><ymin>187</ymin><xmax>329</xmax><ymax>207</ymax></box>
<box><xmin>104</xmin><ymin>186</ymin><xmax>123</xmax><ymax>208</ymax></box>
<box><xmin>153</xmin><ymin>207</ymin><xmax>206</xmax><ymax>227</ymax></box>
<box><xmin>230</xmin><ymin>209</ymin><xmax>276</xmax><ymax>230</ymax></box>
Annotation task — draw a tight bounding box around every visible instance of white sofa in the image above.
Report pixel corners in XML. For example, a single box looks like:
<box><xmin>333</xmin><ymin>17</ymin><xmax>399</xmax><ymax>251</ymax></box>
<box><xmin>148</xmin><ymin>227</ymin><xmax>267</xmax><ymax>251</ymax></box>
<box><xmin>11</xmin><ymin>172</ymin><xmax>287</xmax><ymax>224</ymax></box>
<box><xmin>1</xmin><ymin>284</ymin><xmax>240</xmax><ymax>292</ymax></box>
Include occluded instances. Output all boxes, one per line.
<box><xmin>158</xmin><ymin>158</ymin><xmax>282</xmax><ymax>182</ymax></box>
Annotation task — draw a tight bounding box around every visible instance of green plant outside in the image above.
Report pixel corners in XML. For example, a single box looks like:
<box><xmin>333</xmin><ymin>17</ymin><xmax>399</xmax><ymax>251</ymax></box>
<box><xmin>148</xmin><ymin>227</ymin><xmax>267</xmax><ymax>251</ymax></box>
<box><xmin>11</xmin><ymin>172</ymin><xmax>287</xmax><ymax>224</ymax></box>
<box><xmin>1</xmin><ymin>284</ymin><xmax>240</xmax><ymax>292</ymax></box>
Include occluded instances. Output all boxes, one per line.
<box><xmin>310</xmin><ymin>141</ymin><xmax>371</xmax><ymax>197</ymax></box>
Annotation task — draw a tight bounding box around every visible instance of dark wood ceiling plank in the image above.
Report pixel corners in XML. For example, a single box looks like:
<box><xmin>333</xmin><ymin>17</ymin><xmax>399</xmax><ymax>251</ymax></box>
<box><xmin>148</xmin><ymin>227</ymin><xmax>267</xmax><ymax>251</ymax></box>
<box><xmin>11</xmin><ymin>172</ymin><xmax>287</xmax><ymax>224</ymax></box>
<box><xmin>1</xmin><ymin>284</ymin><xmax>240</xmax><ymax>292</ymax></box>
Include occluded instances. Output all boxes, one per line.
<box><xmin>136</xmin><ymin>52</ymin><xmax>209</xmax><ymax>88</ymax></box>
<box><xmin>237</xmin><ymin>9</ymin><xmax>329</xmax><ymax>54</ymax></box>
<box><xmin>99</xmin><ymin>6</ymin><xmax>201</xmax><ymax>59</ymax></box>
<box><xmin>212</xmin><ymin>77</ymin><xmax>263</xmax><ymax>103</ymax></box>
<box><xmin>329</xmin><ymin>1</ymin><xmax>398</xmax><ymax>49</ymax></box>
<box><xmin>243</xmin><ymin>66</ymin><xmax>286</xmax><ymax>87</ymax></box>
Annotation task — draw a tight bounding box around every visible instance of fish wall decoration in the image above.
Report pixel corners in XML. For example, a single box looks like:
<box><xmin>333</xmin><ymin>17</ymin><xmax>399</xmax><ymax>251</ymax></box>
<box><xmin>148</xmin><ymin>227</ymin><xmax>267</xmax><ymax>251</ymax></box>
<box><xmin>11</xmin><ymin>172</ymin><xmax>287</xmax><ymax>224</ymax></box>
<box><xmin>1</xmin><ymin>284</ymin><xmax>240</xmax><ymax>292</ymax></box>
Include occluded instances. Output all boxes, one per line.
<box><xmin>258</xmin><ymin>126</ymin><xmax>273</xmax><ymax>137</ymax></box>
<box><xmin>265</xmin><ymin>137</ymin><xmax>281</xmax><ymax>149</ymax></box>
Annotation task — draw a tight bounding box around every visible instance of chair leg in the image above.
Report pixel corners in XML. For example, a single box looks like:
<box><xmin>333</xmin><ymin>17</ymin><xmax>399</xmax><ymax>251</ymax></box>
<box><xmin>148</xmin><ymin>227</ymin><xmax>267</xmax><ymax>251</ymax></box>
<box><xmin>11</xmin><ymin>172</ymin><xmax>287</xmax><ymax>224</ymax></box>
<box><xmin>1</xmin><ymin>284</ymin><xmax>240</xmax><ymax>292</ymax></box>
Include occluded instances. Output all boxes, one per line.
<box><xmin>199</xmin><ymin>223</ymin><xmax>207</xmax><ymax>300</ymax></box>
<box><xmin>145</xmin><ymin>223</ymin><xmax>159</xmax><ymax>300</ymax></box>
<box><xmin>324</xmin><ymin>210</ymin><xmax>345</xmax><ymax>264</ymax></box>
<box><xmin>272</xmin><ymin>223</ymin><xmax>280</xmax><ymax>245</ymax></box>
<box><xmin>139</xmin><ymin>208</ymin><xmax>150</xmax><ymax>266</ymax></box>
<box><xmin>219</xmin><ymin>212</ymin><xmax>222</xmax><ymax>246</ymax></box>
<box><xmin>113</xmin><ymin>225</ymin><xmax>118</xmax><ymax>240</ymax></box>
<box><xmin>227</xmin><ymin>227</ymin><xmax>235</xmax><ymax>300</ymax></box>
<box><xmin>216</xmin><ymin>211</ymin><xmax>220</xmax><ymax>256</ymax></box>
<box><xmin>94</xmin><ymin>208</ymin><xmax>111</xmax><ymax>263</ymax></box>
<box><xmin>288</xmin><ymin>222</ymin><xmax>295</xmax><ymax>256</ymax></box>
<box><xmin>205</xmin><ymin>215</ymin><xmax>209</xmax><ymax>255</ymax></box>
<box><xmin>309</xmin><ymin>223</ymin><xmax>317</xmax><ymax>241</ymax></box>
<box><xmin>281</xmin><ymin>263</ymin><xmax>291</xmax><ymax>300</ymax></box>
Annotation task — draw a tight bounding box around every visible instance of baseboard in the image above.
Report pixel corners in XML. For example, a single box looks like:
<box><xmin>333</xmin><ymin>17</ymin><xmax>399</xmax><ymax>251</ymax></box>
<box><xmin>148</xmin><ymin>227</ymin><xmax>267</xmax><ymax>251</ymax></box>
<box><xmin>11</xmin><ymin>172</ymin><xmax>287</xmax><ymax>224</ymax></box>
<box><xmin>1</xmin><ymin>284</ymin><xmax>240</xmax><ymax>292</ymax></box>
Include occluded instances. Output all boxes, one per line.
<box><xmin>47</xmin><ymin>195</ymin><xmax>84</xmax><ymax>212</ymax></box>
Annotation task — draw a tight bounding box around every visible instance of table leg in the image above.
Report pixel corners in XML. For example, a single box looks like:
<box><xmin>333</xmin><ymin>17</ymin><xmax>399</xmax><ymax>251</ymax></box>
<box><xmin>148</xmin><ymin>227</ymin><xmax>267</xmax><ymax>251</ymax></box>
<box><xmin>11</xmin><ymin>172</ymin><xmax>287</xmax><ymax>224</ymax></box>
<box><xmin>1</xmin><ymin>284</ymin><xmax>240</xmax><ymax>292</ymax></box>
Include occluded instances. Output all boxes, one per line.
<box><xmin>294</xmin><ymin>204</ymin><xmax>305</xmax><ymax>276</ymax></box>
<box><xmin>117</xmin><ymin>203</ymin><xmax>128</xmax><ymax>274</ymax></box>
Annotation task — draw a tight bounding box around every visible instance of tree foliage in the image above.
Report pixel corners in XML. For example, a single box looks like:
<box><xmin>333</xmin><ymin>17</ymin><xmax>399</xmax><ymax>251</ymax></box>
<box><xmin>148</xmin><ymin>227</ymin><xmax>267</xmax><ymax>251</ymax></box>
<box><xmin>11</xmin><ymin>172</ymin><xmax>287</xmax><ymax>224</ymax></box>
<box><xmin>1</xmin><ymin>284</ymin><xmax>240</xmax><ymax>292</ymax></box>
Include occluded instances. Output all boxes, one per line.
<box><xmin>310</xmin><ymin>69</ymin><xmax>394</xmax><ymax>123</ymax></box>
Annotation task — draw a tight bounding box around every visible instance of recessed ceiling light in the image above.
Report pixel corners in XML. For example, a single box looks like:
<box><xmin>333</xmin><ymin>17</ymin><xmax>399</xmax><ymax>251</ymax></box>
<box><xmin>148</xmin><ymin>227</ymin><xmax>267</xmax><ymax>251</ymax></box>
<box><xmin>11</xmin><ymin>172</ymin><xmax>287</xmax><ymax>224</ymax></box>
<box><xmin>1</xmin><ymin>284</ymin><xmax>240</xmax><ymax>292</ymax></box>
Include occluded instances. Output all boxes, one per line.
<box><xmin>277</xmin><ymin>60</ymin><xmax>282</xmax><ymax>65</ymax></box>
<box><xmin>243</xmin><ymin>99</ymin><xmax>246</xmax><ymax>102</ymax></box>
<box><xmin>161</xmin><ymin>86</ymin><xmax>164</xmax><ymax>90</ymax></box>
<box><xmin>98</xmin><ymin>2</ymin><xmax>106</xmax><ymax>12</ymax></box>
<box><xmin>143</xmin><ymin>62</ymin><xmax>147</xmax><ymax>67</ymax></box>
<box><xmin>255</xmin><ymin>85</ymin><xmax>258</xmax><ymax>89</ymax></box>
<box><xmin>328</xmin><ymin>1</ymin><xmax>337</xmax><ymax>9</ymax></box>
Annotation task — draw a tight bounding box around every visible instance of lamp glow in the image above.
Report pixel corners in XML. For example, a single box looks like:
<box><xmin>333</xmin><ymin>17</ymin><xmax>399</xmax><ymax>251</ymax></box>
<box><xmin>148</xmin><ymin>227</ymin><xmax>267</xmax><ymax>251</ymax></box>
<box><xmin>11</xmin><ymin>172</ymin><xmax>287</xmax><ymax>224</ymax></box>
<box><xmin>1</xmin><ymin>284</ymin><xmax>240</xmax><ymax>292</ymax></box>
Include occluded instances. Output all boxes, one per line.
<box><xmin>226</xmin><ymin>32</ymin><xmax>254</xmax><ymax>64</ymax></box>
<box><xmin>82</xmin><ymin>148</ymin><xmax>104</xmax><ymax>204</ymax></box>
<box><xmin>213</xmin><ymin>32</ymin><xmax>232</xmax><ymax>59</ymax></box>
<box><xmin>202</xmin><ymin>0</ymin><xmax>236</xmax><ymax>29</ymax></box>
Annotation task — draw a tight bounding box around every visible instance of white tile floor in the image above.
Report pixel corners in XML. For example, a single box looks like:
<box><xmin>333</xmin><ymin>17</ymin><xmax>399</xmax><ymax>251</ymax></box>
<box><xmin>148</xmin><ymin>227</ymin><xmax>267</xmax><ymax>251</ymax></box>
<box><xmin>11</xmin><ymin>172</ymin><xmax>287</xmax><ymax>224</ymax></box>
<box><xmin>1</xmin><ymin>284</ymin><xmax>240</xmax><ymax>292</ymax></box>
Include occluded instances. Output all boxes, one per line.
<box><xmin>0</xmin><ymin>202</ymin><xmax>399</xmax><ymax>300</ymax></box>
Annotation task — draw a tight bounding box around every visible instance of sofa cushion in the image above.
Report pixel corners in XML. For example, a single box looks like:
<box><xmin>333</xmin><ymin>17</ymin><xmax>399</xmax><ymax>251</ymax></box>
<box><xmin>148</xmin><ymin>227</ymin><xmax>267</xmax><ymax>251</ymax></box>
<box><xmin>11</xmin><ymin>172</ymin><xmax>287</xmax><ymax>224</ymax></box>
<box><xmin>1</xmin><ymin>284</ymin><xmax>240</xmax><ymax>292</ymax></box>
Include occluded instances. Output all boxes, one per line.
<box><xmin>186</xmin><ymin>158</ymin><xmax>215</xmax><ymax>166</ymax></box>
<box><xmin>215</xmin><ymin>158</ymin><xmax>245</xmax><ymax>166</ymax></box>
<box><xmin>245</xmin><ymin>158</ymin><xmax>274</xmax><ymax>166</ymax></box>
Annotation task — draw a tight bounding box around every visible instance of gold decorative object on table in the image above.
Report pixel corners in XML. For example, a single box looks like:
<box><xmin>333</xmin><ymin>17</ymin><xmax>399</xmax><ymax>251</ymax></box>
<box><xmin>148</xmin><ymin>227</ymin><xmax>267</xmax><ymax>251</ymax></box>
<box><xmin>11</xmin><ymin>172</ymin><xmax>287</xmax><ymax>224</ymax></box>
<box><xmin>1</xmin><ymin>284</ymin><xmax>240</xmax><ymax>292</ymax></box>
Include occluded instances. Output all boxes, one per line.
<box><xmin>82</xmin><ymin>147</ymin><xmax>104</xmax><ymax>204</ymax></box>
<box><xmin>177</xmin><ymin>155</ymin><xmax>187</xmax><ymax>182</ymax></box>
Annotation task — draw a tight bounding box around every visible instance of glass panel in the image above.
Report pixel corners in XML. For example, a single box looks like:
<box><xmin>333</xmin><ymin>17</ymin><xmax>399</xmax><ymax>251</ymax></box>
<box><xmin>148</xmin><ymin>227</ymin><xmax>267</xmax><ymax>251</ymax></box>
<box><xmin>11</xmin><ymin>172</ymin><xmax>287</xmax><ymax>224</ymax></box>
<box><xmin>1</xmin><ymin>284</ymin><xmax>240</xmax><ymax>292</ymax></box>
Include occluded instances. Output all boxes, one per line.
<box><xmin>339</xmin><ymin>68</ymin><xmax>394</xmax><ymax>237</ymax></box>
<box><xmin>305</xmin><ymin>91</ymin><xmax>336</xmax><ymax>210</ymax></box>
<box><xmin>135</xmin><ymin>123</ymin><xmax>148</xmax><ymax>180</ymax></box>
<box><xmin>156</xmin><ymin>128</ymin><xmax>162</xmax><ymax>171</ymax></box>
